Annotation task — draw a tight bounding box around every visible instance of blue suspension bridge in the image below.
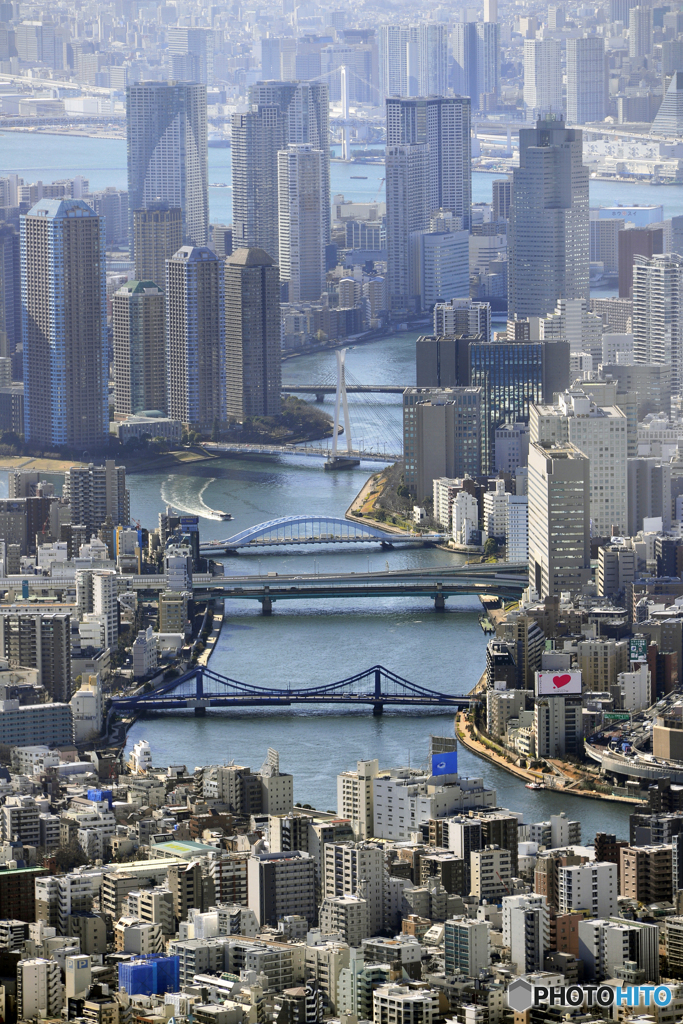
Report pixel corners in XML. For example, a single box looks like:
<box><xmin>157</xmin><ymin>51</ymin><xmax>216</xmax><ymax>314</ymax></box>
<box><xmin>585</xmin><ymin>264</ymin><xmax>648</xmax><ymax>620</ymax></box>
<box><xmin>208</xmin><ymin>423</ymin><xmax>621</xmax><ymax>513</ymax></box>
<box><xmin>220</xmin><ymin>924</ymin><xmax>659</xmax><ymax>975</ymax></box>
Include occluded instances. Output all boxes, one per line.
<box><xmin>111</xmin><ymin>665</ymin><xmax>475</xmax><ymax>717</ymax></box>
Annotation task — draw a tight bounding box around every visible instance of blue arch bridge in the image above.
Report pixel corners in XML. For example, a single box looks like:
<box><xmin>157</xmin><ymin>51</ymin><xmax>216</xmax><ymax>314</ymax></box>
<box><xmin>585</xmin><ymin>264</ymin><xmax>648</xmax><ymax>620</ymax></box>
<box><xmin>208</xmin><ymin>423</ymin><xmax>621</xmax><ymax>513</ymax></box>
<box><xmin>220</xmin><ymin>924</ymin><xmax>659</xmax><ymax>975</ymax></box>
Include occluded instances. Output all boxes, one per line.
<box><xmin>199</xmin><ymin>516</ymin><xmax>445</xmax><ymax>555</ymax></box>
<box><xmin>112</xmin><ymin>665</ymin><xmax>475</xmax><ymax>717</ymax></box>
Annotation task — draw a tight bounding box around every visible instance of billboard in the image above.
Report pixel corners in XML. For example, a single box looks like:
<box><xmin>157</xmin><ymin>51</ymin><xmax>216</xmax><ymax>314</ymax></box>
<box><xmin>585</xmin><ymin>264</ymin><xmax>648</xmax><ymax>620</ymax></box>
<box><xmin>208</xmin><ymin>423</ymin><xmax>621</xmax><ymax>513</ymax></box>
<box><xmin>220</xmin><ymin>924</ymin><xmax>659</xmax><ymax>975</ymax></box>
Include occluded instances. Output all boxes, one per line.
<box><xmin>630</xmin><ymin>637</ymin><xmax>648</xmax><ymax>663</ymax></box>
<box><xmin>535</xmin><ymin>671</ymin><xmax>582</xmax><ymax>697</ymax></box>
<box><xmin>432</xmin><ymin>750</ymin><xmax>458</xmax><ymax>776</ymax></box>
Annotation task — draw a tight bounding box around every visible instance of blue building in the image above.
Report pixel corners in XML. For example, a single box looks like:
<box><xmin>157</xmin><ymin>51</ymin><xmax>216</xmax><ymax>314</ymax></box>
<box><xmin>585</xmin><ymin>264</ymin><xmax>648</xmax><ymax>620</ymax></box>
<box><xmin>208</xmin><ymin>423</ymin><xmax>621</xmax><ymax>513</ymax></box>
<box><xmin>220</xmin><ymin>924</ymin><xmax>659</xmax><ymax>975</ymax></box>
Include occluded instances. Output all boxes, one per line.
<box><xmin>119</xmin><ymin>955</ymin><xmax>180</xmax><ymax>996</ymax></box>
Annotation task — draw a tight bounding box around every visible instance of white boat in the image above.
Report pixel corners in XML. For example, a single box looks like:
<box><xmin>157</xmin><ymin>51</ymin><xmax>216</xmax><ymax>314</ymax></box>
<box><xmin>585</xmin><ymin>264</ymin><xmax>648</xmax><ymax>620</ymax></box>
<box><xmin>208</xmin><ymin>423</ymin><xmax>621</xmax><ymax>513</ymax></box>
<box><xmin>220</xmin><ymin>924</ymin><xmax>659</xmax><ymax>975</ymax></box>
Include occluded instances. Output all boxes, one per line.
<box><xmin>525</xmin><ymin>781</ymin><xmax>544</xmax><ymax>790</ymax></box>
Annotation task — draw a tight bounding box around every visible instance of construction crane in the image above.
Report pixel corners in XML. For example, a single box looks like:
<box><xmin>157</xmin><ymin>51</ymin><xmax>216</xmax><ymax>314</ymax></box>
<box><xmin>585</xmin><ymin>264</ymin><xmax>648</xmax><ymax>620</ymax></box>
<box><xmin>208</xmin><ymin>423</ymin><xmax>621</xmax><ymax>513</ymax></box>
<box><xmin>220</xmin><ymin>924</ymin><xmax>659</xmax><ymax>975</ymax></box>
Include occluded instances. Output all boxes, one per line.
<box><xmin>372</xmin><ymin>177</ymin><xmax>385</xmax><ymax>203</ymax></box>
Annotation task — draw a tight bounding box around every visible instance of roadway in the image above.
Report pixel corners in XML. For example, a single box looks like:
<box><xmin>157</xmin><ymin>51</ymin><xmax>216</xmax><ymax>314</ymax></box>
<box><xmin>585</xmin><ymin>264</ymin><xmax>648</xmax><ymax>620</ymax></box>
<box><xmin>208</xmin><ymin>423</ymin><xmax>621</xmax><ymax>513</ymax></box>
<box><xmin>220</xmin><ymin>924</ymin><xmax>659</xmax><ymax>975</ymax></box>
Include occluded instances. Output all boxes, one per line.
<box><xmin>201</xmin><ymin>442</ymin><xmax>400</xmax><ymax>462</ymax></box>
<box><xmin>192</xmin><ymin>564</ymin><xmax>528</xmax><ymax>610</ymax></box>
<box><xmin>281</xmin><ymin>384</ymin><xmax>405</xmax><ymax>395</ymax></box>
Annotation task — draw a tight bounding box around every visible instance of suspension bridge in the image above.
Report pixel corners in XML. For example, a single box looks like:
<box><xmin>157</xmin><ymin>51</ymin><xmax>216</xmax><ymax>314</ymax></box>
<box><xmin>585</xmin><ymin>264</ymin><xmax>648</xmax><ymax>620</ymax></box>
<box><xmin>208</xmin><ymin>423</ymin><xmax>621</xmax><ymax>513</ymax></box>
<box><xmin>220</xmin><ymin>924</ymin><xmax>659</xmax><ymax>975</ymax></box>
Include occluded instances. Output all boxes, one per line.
<box><xmin>111</xmin><ymin>664</ymin><xmax>475</xmax><ymax>716</ymax></box>
<box><xmin>198</xmin><ymin>516</ymin><xmax>440</xmax><ymax>553</ymax></box>
<box><xmin>210</xmin><ymin>347</ymin><xmax>405</xmax><ymax>466</ymax></box>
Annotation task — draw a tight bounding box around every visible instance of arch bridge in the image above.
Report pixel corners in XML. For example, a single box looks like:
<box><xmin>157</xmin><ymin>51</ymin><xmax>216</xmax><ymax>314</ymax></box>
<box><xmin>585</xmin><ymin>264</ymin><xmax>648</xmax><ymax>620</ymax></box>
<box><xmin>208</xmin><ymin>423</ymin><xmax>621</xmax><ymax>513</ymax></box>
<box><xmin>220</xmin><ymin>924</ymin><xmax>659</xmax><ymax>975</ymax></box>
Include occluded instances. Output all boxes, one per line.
<box><xmin>199</xmin><ymin>515</ymin><xmax>444</xmax><ymax>554</ymax></box>
<box><xmin>112</xmin><ymin>664</ymin><xmax>474</xmax><ymax>716</ymax></box>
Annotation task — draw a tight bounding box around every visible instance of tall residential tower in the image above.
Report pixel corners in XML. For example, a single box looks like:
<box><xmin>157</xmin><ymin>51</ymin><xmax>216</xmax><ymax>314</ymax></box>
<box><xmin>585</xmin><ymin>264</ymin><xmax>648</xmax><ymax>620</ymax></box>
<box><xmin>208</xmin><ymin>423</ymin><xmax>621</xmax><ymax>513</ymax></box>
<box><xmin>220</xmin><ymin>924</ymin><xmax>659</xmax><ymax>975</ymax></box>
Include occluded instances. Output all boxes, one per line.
<box><xmin>126</xmin><ymin>81</ymin><xmax>208</xmax><ymax>249</ymax></box>
<box><xmin>21</xmin><ymin>199</ymin><xmax>107</xmax><ymax>448</ymax></box>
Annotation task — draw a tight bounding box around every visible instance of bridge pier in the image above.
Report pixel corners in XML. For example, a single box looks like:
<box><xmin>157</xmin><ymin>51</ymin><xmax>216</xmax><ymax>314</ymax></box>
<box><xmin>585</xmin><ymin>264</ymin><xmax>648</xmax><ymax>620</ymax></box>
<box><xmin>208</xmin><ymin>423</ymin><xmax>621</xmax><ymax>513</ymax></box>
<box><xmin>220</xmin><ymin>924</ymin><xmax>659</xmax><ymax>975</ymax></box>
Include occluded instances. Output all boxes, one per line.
<box><xmin>373</xmin><ymin>703</ymin><xmax>384</xmax><ymax>716</ymax></box>
<box><xmin>194</xmin><ymin>706</ymin><xmax>206</xmax><ymax>716</ymax></box>
<box><xmin>260</xmin><ymin>596</ymin><xmax>273</xmax><ymax>615</ymax></box>
<box><xmin>434</xmin><ymin>593</ymin><xmax>446</xmax><ymax>611</ymax></box>
<box><xmin>315</xmin><ymin>392</ymin><xmax>326</xmax><ymax>402</ymax></box>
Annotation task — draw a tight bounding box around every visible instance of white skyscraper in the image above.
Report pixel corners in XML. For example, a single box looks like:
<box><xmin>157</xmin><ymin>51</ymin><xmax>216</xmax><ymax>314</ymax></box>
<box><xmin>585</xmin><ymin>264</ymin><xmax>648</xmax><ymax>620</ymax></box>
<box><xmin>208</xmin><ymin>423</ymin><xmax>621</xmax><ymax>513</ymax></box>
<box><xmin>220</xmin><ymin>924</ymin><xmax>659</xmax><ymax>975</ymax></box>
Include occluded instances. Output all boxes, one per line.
<box><xmin>523</xmin><ymin>39</ymin><xmax>562</xmax><ymax>122</ymax></box>
<box><xmin>277</xmin><ymin>144</ymin><xmax>325</xmax><ymax>303</ymax></box>
<box><xmin>502</xmin><ymin>894</ymin><xmax>549</xmax><ymax>975</ymax></box>
<box><xmin>566</xmin><ymin>37</ymin><xmax>606</xmax><ymax>125</ymax></box>
<box><xmin>632</xmin><ymin>253</ymin><xmax>683</xmax><ymax>395</ymax></box>
<box><xmin>528</xmin><ymin>441</ymin><xmax>591</xmax><ymax>598</ymax></box>
<box><xmin>530</xmin><ymin>390</ymin><xmax>628</xmax><ymax>537</ymax></box>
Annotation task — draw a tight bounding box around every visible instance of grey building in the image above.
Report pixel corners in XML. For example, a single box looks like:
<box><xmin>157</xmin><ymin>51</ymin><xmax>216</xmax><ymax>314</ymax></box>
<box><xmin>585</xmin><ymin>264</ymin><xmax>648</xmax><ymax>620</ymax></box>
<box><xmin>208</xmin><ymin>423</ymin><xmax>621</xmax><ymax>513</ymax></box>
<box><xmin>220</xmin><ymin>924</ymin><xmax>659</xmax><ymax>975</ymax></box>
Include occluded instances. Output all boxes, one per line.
<box><xmin>112</xmin><ymin>281</ymin><xmax>167</xmax><ymax>418</ymax></box>
<box><xmin>0</xmin><ymin>612</ymin><xmax>72</xmax><ymax>702</ymax></box>
<box><xmin>528</xmin><ymin>441</ymin><xmax>591</xmax><ymax>598</ymax></box>
<box><xmin>126</xmin><ymin>82</ymin><xmax>208</xmax><ymax>249</ymax></box>
<box><xmin>402</xmin><ymin>387</ymin><xmax>483</xmax><ymax>498</ymax></box>
<box><xmin>133</xmin><ymin>203</ymin><xmax>183</xmax><ymax>292</ymax></box>
<box><xmin>508</xmin><ymin>118</ymin><xmax>589</xmax><ymax>320</ymax></box>
<box><xmin>247</xmin><ymin>851</ymin><xmax>316</xmax><ymax>927</ymax></box>
<box><xmin>64</xmin><ymin>462</ymin><xmax>130</xmax><ymax>537</ymax></box>
<box><xmin>627</xmin><ymin>458</ymin><xmax>672</xmax><ymax>535</ymax></box>
<box><xmin>600</xmin><ymin>363</ymin><xmax>671</xmax><ymax>419</ymax></box>
<box><xmin>224</xmin><ymin>248</ymin><xmax>281</xmax><ymax>422</ymax></box>
<box><xmin>0</xmin><ymin>701</ymin><xmax>73</xmax><ymax>748</ymax></box>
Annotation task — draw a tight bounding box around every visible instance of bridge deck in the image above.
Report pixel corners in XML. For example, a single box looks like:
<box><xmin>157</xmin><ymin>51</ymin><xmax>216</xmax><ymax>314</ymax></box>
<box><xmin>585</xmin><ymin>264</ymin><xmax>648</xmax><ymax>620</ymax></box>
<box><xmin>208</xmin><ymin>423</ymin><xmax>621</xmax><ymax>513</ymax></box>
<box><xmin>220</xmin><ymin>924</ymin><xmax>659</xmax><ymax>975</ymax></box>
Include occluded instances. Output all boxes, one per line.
<box><xmin>202</xmin><ymin>442</ymin><xmax>401</xmax><ymax>461</ymax></box>
<box><xmin>111</xmin><ymin>664</ymin><xmax>475</xmax><ymax>715</ymax></box>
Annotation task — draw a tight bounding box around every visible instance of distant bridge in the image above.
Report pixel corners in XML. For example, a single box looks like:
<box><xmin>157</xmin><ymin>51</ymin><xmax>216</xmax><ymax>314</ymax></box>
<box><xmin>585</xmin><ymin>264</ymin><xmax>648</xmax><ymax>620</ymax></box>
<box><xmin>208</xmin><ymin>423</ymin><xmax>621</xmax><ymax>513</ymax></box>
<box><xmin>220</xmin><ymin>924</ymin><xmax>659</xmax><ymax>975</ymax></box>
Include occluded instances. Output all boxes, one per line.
<box><xmin>192</xmin><ymin>563</ymin><xmax>528</xmax><ymax>612</ymax></box>
<box><xmin>111</xmin><ymin>664</ymin><xmax>475</xmax><ymax>716</ymax></box>
<box><xmin>282</xmin><ymin>384</ymin><xmax>405</xmax><ymax>397</ymax></box>
<box><xmin>199</xmin><ymin>515</ymin><xmax>442</xmax><ymax>554</ymax></box>
<box><xmin>202</xmin><ymin>443</ymin><xmax>401</xmax><ymax>462</ymax></box>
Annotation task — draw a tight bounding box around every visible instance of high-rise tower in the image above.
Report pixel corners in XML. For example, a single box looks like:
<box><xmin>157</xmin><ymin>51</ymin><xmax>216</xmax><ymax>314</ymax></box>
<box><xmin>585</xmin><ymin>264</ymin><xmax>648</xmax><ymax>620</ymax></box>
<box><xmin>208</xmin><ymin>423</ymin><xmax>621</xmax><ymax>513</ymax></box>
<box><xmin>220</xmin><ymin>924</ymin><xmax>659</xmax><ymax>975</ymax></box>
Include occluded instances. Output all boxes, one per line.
<box><xmin>133</xmin><ymin>203</ymin><xmax>183</xmax><ymax>291</ymax></box>
<box><xmin>508</xmin><ymin>118</ymin><xmax>589</xmax><ymax>320</ymax></box>
<box><xmin>166</xmin><ymin>246</ymin><xmax>225</xmax><ymax>431</ymax></box>
<box><xmin>632</xmin><ymin>253</ymin><xmax>683</xmax><ymax>396</ymax></box>
<box><xmin>566</xmin><ymin>37</ymin><xmax>606</xmax><ymax>125</ymax></box>
<box><xmin>126</xmin><ymin>81</ymin><xmax>208</xmax><ymax>249</ymax></box>
<box><xmin>277</xmin><ymin>144</ymin><xmax>325</xmax><ymax>303</ymax></box>
<box><xmin>225</xmin><ymin>248</ymin><xmax>282</xmax><ymax>422</ymax></box>
<box><xmin>21</xmin><ymin>198</ymin><xmax>107</xmax><ymax>448</ymax></box>
<box><xmin>523</xmin><ymin>39</ymin><xmax>562</xmax><ymax>122</ymax></box>
<box><xmin>112</xmin><ymin>281</ymin><xmax>167</xmax><ymax>417</ymax></box>
<box><xmin>231</xmin><ymin>82</ymin><xmax>330</xmax><ymax>263</ymax></box>
<box><xmin>385</xmin><ymin>96</ymin><xmax>471</xmax><ymax>313</ymax></box>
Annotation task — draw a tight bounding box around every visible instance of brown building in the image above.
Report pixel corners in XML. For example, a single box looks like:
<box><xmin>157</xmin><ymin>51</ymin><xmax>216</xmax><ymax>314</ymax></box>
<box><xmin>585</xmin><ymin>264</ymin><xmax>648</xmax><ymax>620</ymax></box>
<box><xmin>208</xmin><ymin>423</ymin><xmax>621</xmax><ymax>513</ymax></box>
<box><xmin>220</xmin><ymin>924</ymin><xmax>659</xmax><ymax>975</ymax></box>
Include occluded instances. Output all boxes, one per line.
<box><xmin>618</xmin><ymin>225</ymin><xmax>664</xmax><ymax>297</ymax></box>
<box><xmin>620</xmin><ymin>844</ymin><xmax>673</xmax><ymax>903</ymax></box>
<box><xmin>112</xmin><ymin>281</ymin><xmax>167</xmax><ymax>417</ymax></box>
<box><xmin>0</xmin><ymin>865</ymin><xmax>47</xmax><ymax>920</ymax></box>
<box><xmin>224</xmin><ymin>247</ymin><xmax>282</xmax><ymax>422</ymax></box>
<box><xmin>534</xmin><ymin>851</ymin><xmax>587</xmax><ymax>911</ymax></box>
<box><xmin>594</xmin><ymin>833</ymin><xmax>629</xmax><ymax>882</ymax></box>
<box><xmin>134</xmin><ymin>203</ymin><xmax>183</xmax><ymax>291</ymax></box>
<box><xmin>22</xmin><ymin>198</ymin><xmax>107</xmax><ymax>448</ymax></box>
<box><xmin>549</xmin><ymin>910</ymin><xmax>582</xmax><ymax>957</ymax></box>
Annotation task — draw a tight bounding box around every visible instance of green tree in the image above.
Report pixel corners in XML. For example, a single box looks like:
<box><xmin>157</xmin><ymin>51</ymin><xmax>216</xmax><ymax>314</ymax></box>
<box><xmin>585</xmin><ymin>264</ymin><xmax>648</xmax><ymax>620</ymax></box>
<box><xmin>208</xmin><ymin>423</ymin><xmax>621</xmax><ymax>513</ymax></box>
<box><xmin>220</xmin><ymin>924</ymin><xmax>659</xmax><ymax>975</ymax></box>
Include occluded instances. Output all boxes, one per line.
<box><xmin>483</xmin><ymin>537</ymin><xmax>499</xmax><ymax>558</ymax></box>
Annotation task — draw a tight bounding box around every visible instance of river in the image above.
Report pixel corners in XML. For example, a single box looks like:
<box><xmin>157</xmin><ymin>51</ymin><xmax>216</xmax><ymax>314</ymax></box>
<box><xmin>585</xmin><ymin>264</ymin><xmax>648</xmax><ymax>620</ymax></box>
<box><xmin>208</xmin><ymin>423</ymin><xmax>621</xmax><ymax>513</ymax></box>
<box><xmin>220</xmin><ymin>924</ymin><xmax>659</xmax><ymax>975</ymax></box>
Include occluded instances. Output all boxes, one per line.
<box><xmin>0</xmin><ymin>132</ymin><xmax>638</xmax><ymax>837</ymax></box>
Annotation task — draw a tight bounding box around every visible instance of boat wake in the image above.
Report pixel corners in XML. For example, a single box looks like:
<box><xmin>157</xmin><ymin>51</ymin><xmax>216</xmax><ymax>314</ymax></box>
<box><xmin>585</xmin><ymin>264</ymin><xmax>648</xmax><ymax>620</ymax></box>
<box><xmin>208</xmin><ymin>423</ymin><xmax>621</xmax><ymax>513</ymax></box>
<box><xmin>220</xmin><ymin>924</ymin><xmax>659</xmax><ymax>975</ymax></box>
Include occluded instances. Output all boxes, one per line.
<box><xmin>160</xmin><ymin>475</ymin><xmax>228</xmax><ymax>521</ymax></box>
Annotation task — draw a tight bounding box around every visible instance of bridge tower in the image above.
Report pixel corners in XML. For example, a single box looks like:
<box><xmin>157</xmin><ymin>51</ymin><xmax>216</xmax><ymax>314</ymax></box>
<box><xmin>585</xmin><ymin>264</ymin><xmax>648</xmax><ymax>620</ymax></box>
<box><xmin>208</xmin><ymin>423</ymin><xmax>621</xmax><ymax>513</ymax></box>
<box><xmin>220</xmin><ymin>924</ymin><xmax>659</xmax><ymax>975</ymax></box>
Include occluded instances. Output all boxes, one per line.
<box><xmin>340</xmin><ymin>65</ymin><xmax>350</xmax><ymax>161</ymax></box>
<box><xmin>325</xmin><ymin>348</ymin><xmax>360</xmax><ymax>471</ymax></box>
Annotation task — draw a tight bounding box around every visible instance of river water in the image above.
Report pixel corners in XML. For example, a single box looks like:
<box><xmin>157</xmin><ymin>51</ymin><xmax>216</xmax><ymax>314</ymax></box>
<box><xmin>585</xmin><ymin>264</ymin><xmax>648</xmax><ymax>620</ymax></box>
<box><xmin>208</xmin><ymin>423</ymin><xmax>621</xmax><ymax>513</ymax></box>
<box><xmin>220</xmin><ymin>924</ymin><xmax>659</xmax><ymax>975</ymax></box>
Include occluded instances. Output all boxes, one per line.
<box><xmin>1</xmin><ymin>131</ymin><xmax>641</xmax><ymax>837</ymax></box>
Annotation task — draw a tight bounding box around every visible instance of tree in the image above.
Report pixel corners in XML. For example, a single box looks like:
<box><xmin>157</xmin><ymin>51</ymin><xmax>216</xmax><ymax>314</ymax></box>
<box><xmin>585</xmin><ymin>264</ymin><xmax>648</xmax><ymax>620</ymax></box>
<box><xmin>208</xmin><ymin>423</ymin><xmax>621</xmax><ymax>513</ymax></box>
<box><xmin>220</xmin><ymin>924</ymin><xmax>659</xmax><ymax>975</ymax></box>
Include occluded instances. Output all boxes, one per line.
<box><xmin>483</xmin><ymin>537</ymin><xmax>499</xmax><ymax>558</ymax></box>
<box><xmin>54</xmin><ymin>838</ymin><xmax>88</xmax><ymax>872</ymax></box>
